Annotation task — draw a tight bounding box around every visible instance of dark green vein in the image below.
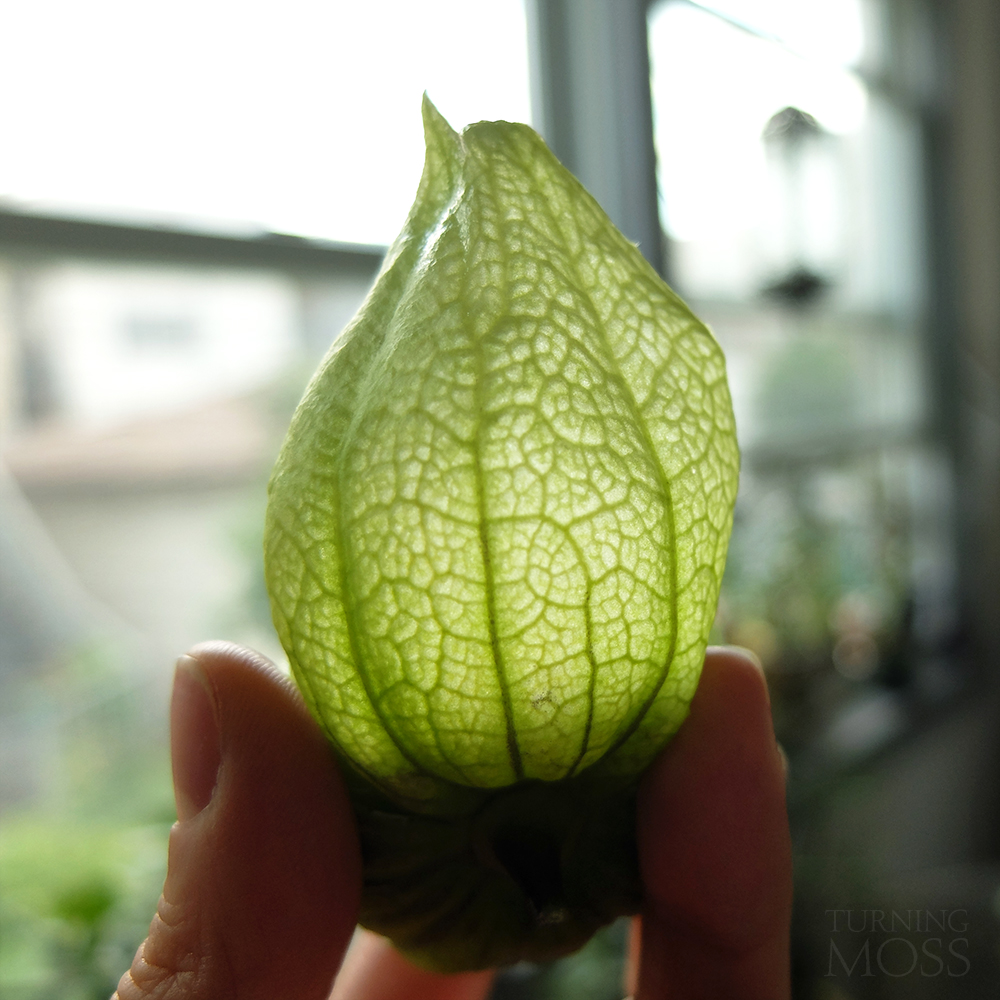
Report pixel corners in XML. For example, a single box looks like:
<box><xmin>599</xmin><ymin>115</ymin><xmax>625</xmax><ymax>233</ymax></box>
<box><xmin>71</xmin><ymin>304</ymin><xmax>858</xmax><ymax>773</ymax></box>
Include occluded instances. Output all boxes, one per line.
<box><xmin>333</xmin><ymin>445</ymin><xmax>439</xmax><ymax>781</ymax></box>
<box><xmin>465</xmin><ymin>197</ymin><xmax>524</xmax><ymax>782</ymax></box>
<box><xmin>544</xmin><ymin>211</ymin><xmax>680</xmax><ymax>762</ymax></box>
<box><xmin>472</xmin><ymin>381</ymin><xmax>525</xmax><ymax>780</ymax></box>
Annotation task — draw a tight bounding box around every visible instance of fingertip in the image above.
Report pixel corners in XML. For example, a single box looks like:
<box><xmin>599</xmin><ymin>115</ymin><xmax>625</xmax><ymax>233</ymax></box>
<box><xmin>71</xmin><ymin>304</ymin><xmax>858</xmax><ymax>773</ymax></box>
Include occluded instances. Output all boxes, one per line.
<box><xmin>707</xmin><ymin>643</ymin><xmax>764</xmax><ymax>670</ymax></box>
<box><xmin>184</xmin><ymin>640</ymin><xmax>316</xmax><ymax>730</ymax></box>
<box><xmin>640</xmin><ymin>645</ymin><xmax>778</xmax><ymax>805</ymax></box>
<box><xmin>703</xmin><ymin>644</ymin><xmax>770</xmax><ymax>705</ymax></box>
<box><xmin>184</xmin><ymin>639</ymin><xmax>284</xmax><ymax>687</ymax></box>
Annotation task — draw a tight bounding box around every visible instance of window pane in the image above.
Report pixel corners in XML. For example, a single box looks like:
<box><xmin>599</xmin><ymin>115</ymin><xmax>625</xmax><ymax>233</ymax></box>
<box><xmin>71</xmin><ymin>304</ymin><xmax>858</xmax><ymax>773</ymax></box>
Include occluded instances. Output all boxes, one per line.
<box><xmin>0</xmin><ymin>0</ymin><xmax>531</xmax><ymax>245</ymax></box>
<box><xmin>648</xmin><ymin>0</ymin><xmax>955</xmax><ymax>716</ymax></box>
<box><xmin>2</xmin><ymin>7</ymin><xmax>531</xmax><ymax>993</ymax></box>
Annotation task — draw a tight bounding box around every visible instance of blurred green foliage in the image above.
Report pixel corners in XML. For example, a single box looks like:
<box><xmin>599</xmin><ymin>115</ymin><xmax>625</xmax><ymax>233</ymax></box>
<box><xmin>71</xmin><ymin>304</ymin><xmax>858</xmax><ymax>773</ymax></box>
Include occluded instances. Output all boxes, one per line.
<box><xmin>1</xmin><ymin>819</ymin><xmax>170</xmax><ymax>999</ymax></box>
<box><xmin>0</xmin><ymin>642</ymin><xmax>174</xmax><ymax>1000</ymax></box>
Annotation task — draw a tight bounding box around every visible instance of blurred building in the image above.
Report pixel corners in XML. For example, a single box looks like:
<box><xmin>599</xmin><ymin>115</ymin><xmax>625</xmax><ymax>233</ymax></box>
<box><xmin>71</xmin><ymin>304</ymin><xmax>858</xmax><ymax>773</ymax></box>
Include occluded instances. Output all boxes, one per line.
<box><xmin>0</xmin><ymin>222</ymin><xmax>381</xmax><ymax>806</ymax></box>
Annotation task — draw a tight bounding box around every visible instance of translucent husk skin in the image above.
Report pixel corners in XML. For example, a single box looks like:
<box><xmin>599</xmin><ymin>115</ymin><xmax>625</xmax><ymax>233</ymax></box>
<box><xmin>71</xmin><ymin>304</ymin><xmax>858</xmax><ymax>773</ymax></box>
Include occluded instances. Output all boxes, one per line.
<box><xmin>264</xmin><ymin>98</ymin><xmax>739</xmax><ymax>971</ymax></box>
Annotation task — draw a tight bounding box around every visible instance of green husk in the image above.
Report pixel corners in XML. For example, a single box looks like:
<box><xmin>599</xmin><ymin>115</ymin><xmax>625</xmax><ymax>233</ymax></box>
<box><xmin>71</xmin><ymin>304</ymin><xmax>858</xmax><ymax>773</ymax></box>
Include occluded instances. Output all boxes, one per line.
<box><xmin>264</xmin><ymin>97</ymin><xmax>739</xmax><ymax>971</ymax></box>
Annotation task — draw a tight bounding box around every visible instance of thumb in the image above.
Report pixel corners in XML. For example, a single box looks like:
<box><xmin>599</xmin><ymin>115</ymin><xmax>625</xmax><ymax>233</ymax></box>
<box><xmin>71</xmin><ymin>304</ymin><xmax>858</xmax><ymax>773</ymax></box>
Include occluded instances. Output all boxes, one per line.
<box><xmin>114</xmin><ymin>643</ymin><xmax>362</xmax><ymax>1000</ymax></box>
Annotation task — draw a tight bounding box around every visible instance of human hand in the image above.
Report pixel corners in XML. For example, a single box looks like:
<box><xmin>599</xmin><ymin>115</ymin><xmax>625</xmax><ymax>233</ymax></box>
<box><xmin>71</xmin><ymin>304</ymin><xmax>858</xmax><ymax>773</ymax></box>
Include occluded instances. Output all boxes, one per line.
<box><xmin>112</xmin><ymin>643</ymin><xmax>790</xmax><ymax>1000</ymax></box>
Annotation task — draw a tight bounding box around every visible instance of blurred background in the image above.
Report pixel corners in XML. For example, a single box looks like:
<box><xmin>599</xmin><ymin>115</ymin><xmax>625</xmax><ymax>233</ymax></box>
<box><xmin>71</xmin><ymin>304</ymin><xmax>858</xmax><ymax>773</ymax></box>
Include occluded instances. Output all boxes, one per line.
<box><xmin>0</xmin><ymin>1</ymin><xmax>996</xmax><ymax>997</ymax></box>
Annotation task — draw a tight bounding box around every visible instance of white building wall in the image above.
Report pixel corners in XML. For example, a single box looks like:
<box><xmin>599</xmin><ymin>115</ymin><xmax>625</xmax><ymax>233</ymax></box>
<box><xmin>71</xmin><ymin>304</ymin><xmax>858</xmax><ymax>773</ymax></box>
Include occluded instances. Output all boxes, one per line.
<box><xmin>35</xmin><ymin>263</ymin><xmax>299</xmax><ymax>430</ymax></box>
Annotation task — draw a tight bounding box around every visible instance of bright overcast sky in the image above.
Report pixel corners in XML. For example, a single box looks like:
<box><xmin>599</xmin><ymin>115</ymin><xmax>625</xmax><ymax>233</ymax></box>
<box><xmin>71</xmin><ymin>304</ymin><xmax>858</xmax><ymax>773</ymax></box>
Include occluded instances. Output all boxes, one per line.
<box><xmin>650</xmin><ymin>0</ymin><xmax>868</xmax><ymax>242</ymax></box>
<box><xmin>1</xmin><ymin>0</ymin><xmax>872</xmax><ymax>249</ymax></box>
<box><xmin>0</xmin><ymin>0</ymin><xmax>532</xmax><ymax>246</ymax></box>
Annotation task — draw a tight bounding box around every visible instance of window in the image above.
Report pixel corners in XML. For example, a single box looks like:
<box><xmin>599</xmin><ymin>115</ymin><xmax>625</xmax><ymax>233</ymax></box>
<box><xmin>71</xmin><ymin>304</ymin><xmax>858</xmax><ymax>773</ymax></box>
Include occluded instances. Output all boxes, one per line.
<box><xmin>0</xmin><ymin>0</ymin><xmax>531</xmax><ymax>246</ymax></box>
<box><xmin>0</xmin><ymin>5</ymin><xmax>533</xmax><ymax>997</ymax></box>
<box><xmin>648</xmin><ymin>0</ymin><xmax>959</xmax><ymax>763</ymax></box>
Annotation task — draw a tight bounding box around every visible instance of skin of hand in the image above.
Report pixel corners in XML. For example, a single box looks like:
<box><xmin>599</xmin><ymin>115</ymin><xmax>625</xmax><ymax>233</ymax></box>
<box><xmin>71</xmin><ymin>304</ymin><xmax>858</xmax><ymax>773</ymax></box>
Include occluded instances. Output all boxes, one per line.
<box><xmin>112</xmin><ymin>643</ymin><xmax>791</xmax><ymax>1000</ymax></box>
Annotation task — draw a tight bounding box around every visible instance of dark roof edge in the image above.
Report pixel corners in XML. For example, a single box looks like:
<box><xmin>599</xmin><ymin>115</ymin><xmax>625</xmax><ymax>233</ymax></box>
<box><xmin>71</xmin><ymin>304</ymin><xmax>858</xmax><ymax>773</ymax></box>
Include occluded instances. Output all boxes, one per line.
<box><xmin>0</xmin><ymin>208</ymin><xmax>387</xmax><ymax>275</ymax></box>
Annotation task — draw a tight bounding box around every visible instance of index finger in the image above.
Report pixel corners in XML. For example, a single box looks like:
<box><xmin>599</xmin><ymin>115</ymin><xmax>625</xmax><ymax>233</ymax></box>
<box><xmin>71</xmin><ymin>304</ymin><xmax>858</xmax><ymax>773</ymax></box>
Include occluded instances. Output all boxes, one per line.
<box><xmin>632</xmin><ymin>646</ymin><xmax>792</xmax><ymax>999</ymax></box>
